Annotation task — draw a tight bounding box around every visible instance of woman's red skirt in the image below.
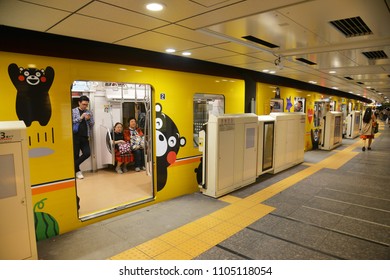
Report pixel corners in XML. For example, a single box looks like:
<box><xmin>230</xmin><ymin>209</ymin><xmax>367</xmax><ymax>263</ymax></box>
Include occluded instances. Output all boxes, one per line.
<box><xmin>115</xmin><ymin>149</ymin><xmax>133</xmax><ymax>163</ymax></box>
<box><xmin>360</xmin><ymin>134</ymin><xmax>374</xmax><ymax>140</ymax></box>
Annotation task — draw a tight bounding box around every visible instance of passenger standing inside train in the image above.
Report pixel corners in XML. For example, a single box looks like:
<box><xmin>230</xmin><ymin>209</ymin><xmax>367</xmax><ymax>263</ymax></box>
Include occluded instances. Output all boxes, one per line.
<box><xmin>111</xmin><ymin>122</ymin><xmax>132</xmax><ymax>174</ymax></box>
<box><xmin>126</xmin><ymin>117</ymin><xmax>145</xmax><ymax>172</ymax></box>
<box><xmin>72</xmin><ymin>95</ymin><xmax>94</xmax><ymax>179</ymax></box>
<box><xmin>360</xmin><ymin>107</ymin><xmax>376</xmax><ymax>151</ymax></box>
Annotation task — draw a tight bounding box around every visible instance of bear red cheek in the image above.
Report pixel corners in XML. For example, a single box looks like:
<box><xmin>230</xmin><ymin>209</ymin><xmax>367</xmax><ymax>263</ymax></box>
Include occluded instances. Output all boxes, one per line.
<box><xmin>40</xmin><ymin>77</ymin><xmax>46</xmax><ymax>82</ymax></box>
<box><xmin>18</xmin><ymin>75</ymin><xmax>25</xmax><ymax>81</ymax></box>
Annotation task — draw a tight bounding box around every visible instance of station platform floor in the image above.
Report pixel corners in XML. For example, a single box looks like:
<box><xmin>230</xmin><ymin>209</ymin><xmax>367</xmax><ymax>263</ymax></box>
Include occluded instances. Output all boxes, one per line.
<box><xmin>37</xmin><ymin>122</ymin><xmax>390</xmax><ymax>260</ymax></box>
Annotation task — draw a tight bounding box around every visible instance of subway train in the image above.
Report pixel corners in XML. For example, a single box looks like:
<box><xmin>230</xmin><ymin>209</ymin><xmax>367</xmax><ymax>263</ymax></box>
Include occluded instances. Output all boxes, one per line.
<box><xmin>0</xmin><ymin>27</ymin><xmax>368</xmax><ymax>243</ymax></box>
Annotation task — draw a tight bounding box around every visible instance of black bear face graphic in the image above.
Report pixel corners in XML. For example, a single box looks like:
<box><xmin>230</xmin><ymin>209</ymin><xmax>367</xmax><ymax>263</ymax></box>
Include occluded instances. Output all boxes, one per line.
<box><xmin>20</xmin><ymin>68</ymin><xmax>45</xmax><ymax>85</ymax></box>
<box><xmin>155</xmin><ymin>103</ymin><xmax>186</xmax><ymax>191</ymax></box>
<box><xmin>8</xmin><ymin>63</ymin><xmax>54</xmax><ymax>127</ymax></box>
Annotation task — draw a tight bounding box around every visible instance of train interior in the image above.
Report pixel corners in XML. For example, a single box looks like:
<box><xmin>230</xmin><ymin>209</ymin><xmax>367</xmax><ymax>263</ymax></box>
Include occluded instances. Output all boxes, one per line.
<box><xmin>71</xmin><ymin>81</ymin><xmax>153</xmax><ymax>220</ymax></box>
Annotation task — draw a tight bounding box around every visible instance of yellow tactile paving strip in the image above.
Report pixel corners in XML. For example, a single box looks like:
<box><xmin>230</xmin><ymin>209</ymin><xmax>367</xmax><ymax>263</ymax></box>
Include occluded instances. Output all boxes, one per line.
<box><xmin>109</xmin><ymin>137</ymin><xmax>367</xmax><ymax>260</ymax></box>
<box><xmin>110</xmin><ymin>201</ymin><xmax>275</xmax><ymax>260</ymax></box>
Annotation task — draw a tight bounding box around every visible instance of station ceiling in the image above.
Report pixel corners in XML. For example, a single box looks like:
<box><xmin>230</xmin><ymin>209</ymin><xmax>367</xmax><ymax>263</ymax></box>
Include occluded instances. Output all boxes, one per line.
<box><xmin>1</xmin><ymin>0</ymin><xmax>389</xmax><ymax>103</ymax></box>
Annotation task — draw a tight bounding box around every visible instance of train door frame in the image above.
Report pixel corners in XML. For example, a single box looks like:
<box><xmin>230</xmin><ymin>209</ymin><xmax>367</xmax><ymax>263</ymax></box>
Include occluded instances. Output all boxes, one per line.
<box><xmin>71</xmin><ymin>81</ymin><xmax>154</xmax><ymax>221</ymax></box>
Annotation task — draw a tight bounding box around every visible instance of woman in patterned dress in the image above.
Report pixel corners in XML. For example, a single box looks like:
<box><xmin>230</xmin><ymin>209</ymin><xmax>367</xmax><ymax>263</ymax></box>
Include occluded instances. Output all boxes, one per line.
<box><xmin>112</xmin><ymin>122</ymin><xmax>132</xmax><ymax>173</ymax></box>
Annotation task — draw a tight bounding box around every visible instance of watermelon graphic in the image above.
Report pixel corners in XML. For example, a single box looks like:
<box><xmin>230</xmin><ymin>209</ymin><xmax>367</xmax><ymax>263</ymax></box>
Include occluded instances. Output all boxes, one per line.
<box><xmin>33</xmin><ymin>198</ymin><xmax>59</xmax><ymax>241</ymax></box>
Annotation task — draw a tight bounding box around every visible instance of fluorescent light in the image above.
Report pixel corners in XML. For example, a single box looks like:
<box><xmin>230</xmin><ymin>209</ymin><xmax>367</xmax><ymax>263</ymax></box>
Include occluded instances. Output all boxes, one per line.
<box><xmin>165</xmin><ymin>48</ymin><xmax>176</xmax><ymax>53</ymax></box>
<box><xmin>146</xmin><ymin>3</ymin><xmax>164</xmax><ymax>11</ymax></box>
<box><xmin>182</xmin><ymin>52</ymin><xmax>191</xmax><ymax>56</ymax></box>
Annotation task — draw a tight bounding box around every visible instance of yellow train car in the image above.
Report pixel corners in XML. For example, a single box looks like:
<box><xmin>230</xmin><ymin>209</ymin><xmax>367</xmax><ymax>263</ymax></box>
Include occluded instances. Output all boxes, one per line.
<box><xmin>0</xmin><ymin>51</ymin><xmax>245</xmax><ymax>239</ymax></box>
<box><xmin>0</xmin><ymin>28</ymin><xmax>370</xmax><ymax>242</ymax></box>
<box><xmin>254</xmin><ymin>83</ymin><xmax>363</xmax><ymax>151</ymax></box>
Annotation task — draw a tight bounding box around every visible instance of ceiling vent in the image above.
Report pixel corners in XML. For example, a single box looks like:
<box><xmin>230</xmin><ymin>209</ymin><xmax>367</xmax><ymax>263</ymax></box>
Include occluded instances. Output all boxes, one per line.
<box><xmin>296</xmin><ymin>57</ymin><xmax>317</xmax><ymax>65</ymax></box>
<box><xmin>356</xmin><ymin>81</ymin><xmax>364</xmax><ymax>85</ymax></box>
<box><xmin>362</xmin><ymin>50</ymin><xmax>388</xmax><ymax>60</ymax></box>
<box><xmin>329</xmin><ymin>16</ymin><xmax>372</xmax><ymax>37</ymax></box>
<box><xmin>242</xmin><ymin>35</ymin><xmax>279</xmax><ymax>48</ymax></box>
<box><xmin>344</xmin><ymin>76</ymin><xmax>354</xmax><ymax>80</ymax></box>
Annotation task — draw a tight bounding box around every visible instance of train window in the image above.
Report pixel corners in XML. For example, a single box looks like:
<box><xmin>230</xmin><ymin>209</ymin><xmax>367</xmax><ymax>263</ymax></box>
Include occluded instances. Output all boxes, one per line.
<box><xmin>71</xmin><ymin>80</ymin><xmax>153</xmax><ymax>221</ymax></box>
<box><xmin>193</xmin><ymin>93</ymin><xmax>224</xmax><ymax>147</ymax></box>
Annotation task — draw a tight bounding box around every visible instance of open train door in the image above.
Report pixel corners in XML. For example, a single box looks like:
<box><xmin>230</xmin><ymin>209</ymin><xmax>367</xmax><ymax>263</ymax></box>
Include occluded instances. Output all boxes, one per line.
<box><xmin>71</xmin><ymin>81</ymin><xmax>154</xmax><ymax>220</ymax></box>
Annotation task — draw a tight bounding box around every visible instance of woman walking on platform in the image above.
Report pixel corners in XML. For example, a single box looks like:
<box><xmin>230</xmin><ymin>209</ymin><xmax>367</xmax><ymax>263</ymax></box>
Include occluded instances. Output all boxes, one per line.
<box><xmin>360</xmin><ymin>107</ymin><xmax>376</xmax><ymax>151</ymax></box>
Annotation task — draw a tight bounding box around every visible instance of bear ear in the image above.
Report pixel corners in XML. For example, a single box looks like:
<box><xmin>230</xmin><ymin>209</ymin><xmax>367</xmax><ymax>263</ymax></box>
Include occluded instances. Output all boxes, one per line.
<box><xmin>8</xmin><ymin>63</ymin><xmax>22</xmax><ymax>85</ymax></box>
<box><xmin>8</xmin><ymin>63</ymin><xmax>20</xmax><ymax>74</ymax></box>
<box><xmin>155</xmin><ymin>103</ymin><xmax>162</xmax><ymax>113</ymax></box>
<box><xmin>44</xmin><ymin>66</ymin><xmax>55</xmax><ymax>78</ymax></box>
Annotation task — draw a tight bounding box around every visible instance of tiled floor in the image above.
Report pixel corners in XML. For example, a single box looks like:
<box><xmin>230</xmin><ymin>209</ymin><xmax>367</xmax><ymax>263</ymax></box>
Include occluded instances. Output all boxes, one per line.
<box><xmin>37</xmin><ymin>122</ymin><xmax>390</xmax><ymax>260</ymax></box>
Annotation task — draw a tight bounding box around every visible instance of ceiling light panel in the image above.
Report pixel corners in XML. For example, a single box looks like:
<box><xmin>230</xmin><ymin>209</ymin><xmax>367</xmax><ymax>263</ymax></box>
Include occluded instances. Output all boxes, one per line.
<box><xmin>146</xmin><ymin>3</ymin><xmax>164</xmax><ymax>11</ymax></box>
<box><xmin>102</xmin><ymin>0</ymin><xmax>207</xmax><ymax>22</ymax></box>
<box><xmin>78</xmin><ymin>1</ymin><xmax>167</xmax><ymax>29</ymax></box>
